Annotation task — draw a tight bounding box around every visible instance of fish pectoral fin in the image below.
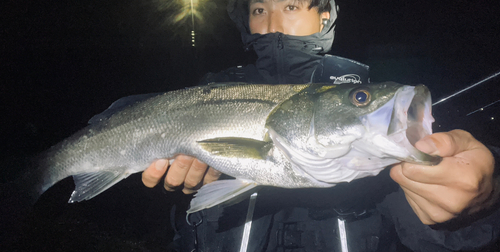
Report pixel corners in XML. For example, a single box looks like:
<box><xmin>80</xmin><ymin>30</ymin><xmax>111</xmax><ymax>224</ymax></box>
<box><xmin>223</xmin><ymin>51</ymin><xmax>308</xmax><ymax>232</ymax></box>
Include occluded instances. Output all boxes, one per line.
<box><xmin>187</xmin><ymin>179</ymin><xmax>259</xmax><ymax>213</ymax></box>
<box><xmin>197</xmin><ymin>137</ymin><xmax>272</xmax><ymax>159</ymax></box>
<box><xmin>69</xmin><ymin>169</ymin><xmax>131</xmax><ymax>203</ymax></box>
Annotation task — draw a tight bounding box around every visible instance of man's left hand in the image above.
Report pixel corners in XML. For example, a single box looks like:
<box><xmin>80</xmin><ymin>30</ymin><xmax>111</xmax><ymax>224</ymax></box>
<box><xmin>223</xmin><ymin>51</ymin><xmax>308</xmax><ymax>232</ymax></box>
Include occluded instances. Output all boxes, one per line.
<box><xmin>390</xmin><ymin>129</ymin><xmax>496</xmax><ymax>225</ymax></box>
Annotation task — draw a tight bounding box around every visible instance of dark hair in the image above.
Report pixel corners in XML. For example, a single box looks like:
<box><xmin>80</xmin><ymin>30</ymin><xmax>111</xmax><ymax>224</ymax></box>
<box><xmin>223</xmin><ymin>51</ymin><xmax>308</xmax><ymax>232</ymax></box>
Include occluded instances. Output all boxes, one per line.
<box><xmin>308</xmin><ymin>0</ymin><xmax>332</xmax><ymax>13</ymax></box>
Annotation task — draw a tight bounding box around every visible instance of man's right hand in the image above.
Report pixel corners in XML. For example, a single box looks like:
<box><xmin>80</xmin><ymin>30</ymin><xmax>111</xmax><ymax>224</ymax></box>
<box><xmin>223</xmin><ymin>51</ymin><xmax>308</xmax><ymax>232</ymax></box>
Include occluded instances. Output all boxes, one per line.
<box><xmin>142</xmin><ymin>155</ymin><xmax>221</xmax><ymax>194</ymax></box>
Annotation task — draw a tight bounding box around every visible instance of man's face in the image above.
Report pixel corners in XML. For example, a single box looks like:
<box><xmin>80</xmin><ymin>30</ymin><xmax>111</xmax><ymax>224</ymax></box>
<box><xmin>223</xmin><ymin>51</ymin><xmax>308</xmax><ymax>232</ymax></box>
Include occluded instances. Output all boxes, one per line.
<box><xmin>248</xmin><ymin>0</ymin><xmax>330</xmax><ymax>36</ymax></box>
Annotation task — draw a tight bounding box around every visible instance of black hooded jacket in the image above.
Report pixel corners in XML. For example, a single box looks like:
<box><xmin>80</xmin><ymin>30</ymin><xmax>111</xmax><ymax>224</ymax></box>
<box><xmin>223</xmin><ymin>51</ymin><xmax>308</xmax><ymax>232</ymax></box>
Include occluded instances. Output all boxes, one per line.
<box><xmin>170</xmin><ymin>1</ymin><xmax>500</xmax><ymax>251</ymax></box>
<box><xmin>200</xmin><ymin>0</ymin><xmax>371</xmax><ymax>85</ymax></box>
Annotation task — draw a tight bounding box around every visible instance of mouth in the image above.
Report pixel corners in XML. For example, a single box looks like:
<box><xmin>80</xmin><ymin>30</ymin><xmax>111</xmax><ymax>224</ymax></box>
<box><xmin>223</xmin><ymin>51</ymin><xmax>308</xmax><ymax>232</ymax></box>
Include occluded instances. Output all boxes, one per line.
<box><xmin>405</xmin><ymin>85</ymin><xmax>434</xmax><ymax>145</ymax></box>
<box><xmin>387</xmin><ymin>85</ymin><xmax>442</xmax><ymax>165</ymax></box>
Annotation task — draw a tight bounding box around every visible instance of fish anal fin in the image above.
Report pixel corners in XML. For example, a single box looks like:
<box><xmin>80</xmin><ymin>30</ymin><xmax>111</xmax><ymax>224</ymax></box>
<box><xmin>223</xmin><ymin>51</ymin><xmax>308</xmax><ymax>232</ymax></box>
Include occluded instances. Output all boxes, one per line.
<box><xmin>69</xmin><ymin>169</ymin><xmax>131</xmax><ymax>203</ymax></box>
<box><xmin>187</xmin><ymin>179</ymin><xmax>259</xmax><ymax>213</ymax></box>
<box><xmin>197</xmin><ymin>137</ymin><xmax>272</xmax><ymax>160</ymax></box>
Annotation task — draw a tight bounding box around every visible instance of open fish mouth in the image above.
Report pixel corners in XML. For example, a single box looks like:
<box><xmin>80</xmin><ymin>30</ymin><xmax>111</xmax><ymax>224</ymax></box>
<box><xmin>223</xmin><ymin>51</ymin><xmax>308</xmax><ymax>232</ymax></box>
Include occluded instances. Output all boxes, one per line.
<box><xmin>386</xmin><ymin>85</ymin><xmax>442</xmax><ymax>165</ymax></box>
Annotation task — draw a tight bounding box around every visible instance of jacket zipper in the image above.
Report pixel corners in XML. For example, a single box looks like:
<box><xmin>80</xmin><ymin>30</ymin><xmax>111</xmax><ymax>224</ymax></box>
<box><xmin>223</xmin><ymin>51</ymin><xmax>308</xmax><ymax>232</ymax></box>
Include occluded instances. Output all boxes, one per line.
<box><xmin>276</xmin><ymin>33</ymin><xmax>285</xmax><ymax>84</ymax></box>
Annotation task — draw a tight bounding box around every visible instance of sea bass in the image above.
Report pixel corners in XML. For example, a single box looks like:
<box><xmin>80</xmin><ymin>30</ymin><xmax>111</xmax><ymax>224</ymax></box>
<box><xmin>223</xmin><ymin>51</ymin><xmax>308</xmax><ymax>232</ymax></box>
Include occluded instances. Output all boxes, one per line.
<box><xmin>29</xmin><ymin>82</ymin><xmax>441</xmax><ymax>213</ymax></box>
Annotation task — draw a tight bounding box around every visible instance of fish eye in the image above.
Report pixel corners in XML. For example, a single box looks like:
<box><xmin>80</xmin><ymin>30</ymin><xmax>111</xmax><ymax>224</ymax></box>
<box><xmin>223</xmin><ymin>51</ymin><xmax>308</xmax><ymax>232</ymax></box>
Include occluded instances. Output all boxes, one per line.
<box><xmin>349</xmin><ymin>88</ymin><xmax>371</xmax><ymax>107</ymax></box>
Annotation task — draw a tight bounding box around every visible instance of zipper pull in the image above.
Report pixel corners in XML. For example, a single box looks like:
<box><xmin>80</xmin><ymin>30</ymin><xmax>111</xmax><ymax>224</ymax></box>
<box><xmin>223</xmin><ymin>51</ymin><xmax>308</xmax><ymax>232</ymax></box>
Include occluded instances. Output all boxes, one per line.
<box><xmin>186</xmin><ymin>212</ymin><xmax>203</xmax><ymax>252</ymax></box>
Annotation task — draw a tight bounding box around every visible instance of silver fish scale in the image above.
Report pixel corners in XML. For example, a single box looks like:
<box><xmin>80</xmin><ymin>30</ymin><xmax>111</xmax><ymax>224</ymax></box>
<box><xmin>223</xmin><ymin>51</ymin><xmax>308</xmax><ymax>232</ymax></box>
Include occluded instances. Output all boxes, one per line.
<box><xmin>39</xmin><ymin>84</ymin><xmax>319</xmax><ymax>193</ymax></box>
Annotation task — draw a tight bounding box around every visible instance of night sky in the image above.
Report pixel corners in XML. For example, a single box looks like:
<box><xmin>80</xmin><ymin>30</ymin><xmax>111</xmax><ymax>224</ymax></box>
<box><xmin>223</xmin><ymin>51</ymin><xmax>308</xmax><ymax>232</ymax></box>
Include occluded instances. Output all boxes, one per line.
<box><xmin>1</xmin><ymin>0</ymin><xmax>500</xmax><ymax>251</ymax></box>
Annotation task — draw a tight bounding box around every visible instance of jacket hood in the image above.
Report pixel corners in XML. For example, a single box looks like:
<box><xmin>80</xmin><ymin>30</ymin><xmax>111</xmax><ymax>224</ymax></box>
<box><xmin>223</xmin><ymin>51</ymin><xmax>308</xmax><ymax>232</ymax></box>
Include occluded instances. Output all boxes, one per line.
<box><xmin>227</xmin><ymin>0</ymin><xmax>338</xmax><ymax>53</ymax></box>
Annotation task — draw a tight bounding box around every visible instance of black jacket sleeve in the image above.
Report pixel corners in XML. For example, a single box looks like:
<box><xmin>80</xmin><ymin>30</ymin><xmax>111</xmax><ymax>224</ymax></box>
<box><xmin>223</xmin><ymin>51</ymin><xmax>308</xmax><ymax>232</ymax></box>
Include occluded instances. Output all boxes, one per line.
<box><xmin>377</xmin><ymin>146</ymin><xmax>500</xmax><ymax>252</ymax></box>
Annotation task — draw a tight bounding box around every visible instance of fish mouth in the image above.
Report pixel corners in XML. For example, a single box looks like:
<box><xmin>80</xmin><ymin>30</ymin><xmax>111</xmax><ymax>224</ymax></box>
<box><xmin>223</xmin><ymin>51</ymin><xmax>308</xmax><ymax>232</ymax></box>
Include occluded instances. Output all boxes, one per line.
<box><xmin>386</xmin><ymin>85</ymin><xmax>442</xmax><ymax>165</ymax></box>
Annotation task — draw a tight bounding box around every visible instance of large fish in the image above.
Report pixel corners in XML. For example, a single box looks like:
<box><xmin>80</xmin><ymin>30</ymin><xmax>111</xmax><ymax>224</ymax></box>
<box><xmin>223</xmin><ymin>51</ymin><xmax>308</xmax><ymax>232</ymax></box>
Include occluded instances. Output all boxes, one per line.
<box><xmin>27</xmin><ymin>82</ymin><xmax>441</xmax><ymax>213</ymax></box>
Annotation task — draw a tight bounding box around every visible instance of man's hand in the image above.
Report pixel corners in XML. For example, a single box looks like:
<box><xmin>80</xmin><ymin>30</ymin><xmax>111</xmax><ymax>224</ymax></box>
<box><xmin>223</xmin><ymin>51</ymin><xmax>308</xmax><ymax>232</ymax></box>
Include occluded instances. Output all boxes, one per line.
<box><xmin>142</xmin><ymin>155</ymin><xmax>221</xmax><ymax>194</ymax></box>
<box><xmin>390</xmin><ymin>129</ymin><xmax>496</xmax><ymax>225</ymax></box>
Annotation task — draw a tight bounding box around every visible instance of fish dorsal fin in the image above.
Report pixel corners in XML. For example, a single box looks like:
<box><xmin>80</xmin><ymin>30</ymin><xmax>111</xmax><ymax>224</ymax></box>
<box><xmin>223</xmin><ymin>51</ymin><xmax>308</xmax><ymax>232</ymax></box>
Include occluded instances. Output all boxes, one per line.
<box><xmin>69</xmin><ymin>169</ymin><xmax>132</xmax><ymax>202</ymax></box>
<box><xmin>187</xmin><ymin>179</ymin><xmax>258</xmax><ymax>213</ymax></box>
<box><xmin>88</xmin><ymin>93</ymin><xmax>163</xmax><ymax>124</ymax></box>
<box><xmin>197</xmin><ymin>137</ymin><xmax>272</xmax><ymax>160</ymax></box>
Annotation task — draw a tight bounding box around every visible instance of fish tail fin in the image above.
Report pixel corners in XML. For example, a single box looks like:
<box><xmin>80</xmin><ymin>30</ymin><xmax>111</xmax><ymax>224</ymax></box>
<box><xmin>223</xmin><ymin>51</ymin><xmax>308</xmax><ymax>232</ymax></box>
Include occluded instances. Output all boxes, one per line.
<box><xmin>22</xmin><ymin>154</ymin><xmax>65</xmax><ymax>205</ymax></box>
<box><xmin>11</xmin><ymin>152</ymin><xmax>69</xmax><ymax>207</ymax></box>
<box><xmin>0</xmin><ymin>180</ymin><xmax>29</xmax><ymax>248</ymax></box>
<box><xmin>5</xmin><ymin>156</ymin><xmax>47</xmax><ymax>206</ymax></box>
<box><xmin>187</xmin><ymin>179</ymin><xmax>259</xmax><ymax>213</ymax></box>
<box><xmin>17</xmin><ymin>171</ymin><xmax>44</xmax><ymax>206</ymax></box>
<box><xmin>0</xmin><ymin>156</ymin><xmax>47</xmax><ymax>246</ymax></box>
<box><xmin>21</xmin><ymin>153</ymin><xmax>134</xmax><ymax>204</ymax></box>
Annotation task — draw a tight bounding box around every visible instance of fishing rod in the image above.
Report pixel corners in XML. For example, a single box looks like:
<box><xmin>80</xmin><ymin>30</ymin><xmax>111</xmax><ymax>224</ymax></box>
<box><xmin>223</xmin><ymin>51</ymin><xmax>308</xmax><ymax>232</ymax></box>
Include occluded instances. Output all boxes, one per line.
<box><xmin>432</xmin><ymin>70</ymin><xmax>500</xmax><ymax>106</ymax></box>
<box><xmin>466</xmin><ymin>100</ymin><xmax>500</xmax><ymax>116</ymax></box>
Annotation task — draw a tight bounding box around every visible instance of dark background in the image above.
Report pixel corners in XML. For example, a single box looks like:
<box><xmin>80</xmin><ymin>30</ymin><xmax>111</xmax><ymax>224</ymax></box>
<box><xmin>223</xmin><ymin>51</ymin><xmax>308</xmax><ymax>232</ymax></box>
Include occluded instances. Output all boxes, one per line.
<box><xmin>1</xmin><ymin>0</ymin><xmax>499</xmax><ymax>251</ymax></box>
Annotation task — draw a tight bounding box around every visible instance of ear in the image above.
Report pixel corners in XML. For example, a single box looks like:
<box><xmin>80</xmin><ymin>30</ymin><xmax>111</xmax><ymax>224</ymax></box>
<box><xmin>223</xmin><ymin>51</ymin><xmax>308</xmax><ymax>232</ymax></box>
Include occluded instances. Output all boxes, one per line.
<box><xmin>321</xmin><ymin>11</ymin><xmax>331</xmax><ymax>20</ymax></box>
<box><xmin>320</xmin><ymin>11</ymin><xmax>331</xmax><ymax>30</ymax></box>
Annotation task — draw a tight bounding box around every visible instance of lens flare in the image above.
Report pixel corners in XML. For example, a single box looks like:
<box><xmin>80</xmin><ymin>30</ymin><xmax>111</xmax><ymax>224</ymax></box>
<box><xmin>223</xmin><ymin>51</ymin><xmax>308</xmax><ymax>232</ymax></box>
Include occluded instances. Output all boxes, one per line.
<box><xmin>152</xmin><ymin>0</ymin><xmax>208</xmax><ymax>46</ymax></box>
<box><xmin>173</xmin><ymin>0</ymin><xmax>203</xmax><ymax>24</ymax></box>
<box><xmin>150</xmin><ymin>0</ymin><xmax>223</xmax><ymax>48</ymax></box>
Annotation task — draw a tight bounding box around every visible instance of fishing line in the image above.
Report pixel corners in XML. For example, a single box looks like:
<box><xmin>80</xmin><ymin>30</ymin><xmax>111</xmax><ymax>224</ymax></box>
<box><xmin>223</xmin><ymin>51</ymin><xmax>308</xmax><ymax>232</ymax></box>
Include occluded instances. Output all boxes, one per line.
<box><xmin>432</xmin><ymin>70</ymin><xmax>500</xmax><ymax>106</ymax></box>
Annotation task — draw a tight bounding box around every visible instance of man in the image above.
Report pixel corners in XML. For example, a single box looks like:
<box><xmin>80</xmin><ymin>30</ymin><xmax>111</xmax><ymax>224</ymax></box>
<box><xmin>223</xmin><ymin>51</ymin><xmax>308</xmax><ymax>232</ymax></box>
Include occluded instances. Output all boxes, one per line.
<box><xmin>142</xmin><ymin>0</ymin><xmax>500</xmax><ymax>251</ymax></box>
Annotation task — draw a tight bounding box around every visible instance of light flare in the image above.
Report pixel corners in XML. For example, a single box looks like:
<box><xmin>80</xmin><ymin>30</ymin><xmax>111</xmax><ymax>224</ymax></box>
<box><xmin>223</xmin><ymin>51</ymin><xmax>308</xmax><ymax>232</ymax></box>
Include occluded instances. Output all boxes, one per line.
<box><xmin>170</xmin><ymin>0</ymin><xmax>205</xmax><ymax>46</ymax></box>
<box><xmin>151</xmin><ymin>0</ymin><xmax>223</xmax><ymax>47</ymax></box>
<box><xmin>173</xmin><ymin>0</ymin><xmax>203</xmax><ymax>23</ymax></box>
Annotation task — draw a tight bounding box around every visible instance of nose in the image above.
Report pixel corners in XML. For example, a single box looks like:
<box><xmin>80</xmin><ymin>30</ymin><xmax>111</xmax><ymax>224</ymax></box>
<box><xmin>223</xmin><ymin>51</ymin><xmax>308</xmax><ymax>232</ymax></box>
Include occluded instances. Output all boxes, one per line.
<box><xmin>267</xmin><ymin>11</ymin><xmax>283</xmax><ymax>34</ymax></box>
